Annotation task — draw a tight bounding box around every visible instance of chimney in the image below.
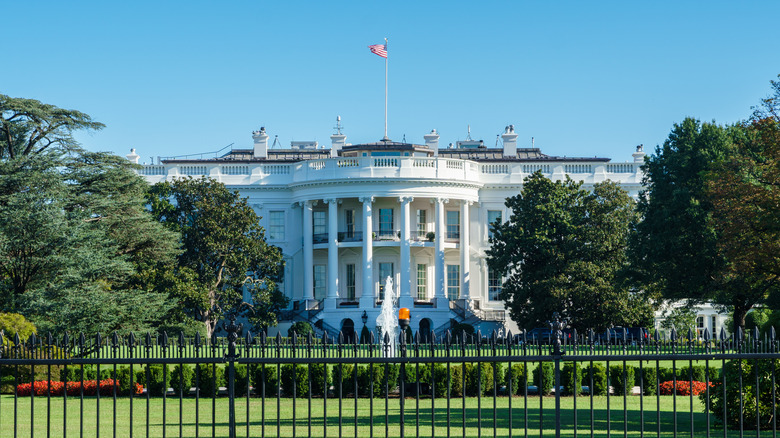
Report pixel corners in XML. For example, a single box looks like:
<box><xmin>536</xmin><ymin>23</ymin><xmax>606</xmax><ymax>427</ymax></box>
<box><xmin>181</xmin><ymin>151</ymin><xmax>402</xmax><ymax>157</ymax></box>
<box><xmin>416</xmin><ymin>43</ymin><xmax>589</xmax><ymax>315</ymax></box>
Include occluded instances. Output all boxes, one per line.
<box><xmin>126</xmin><ymin>148</ymin><xmax>140</xmax><ymax>164</ymax></box>
<box><xmin>330</xmin><ymin>116</ymin><xmax>346</xmax><ymax>157</ymax></box>
<box><xmin>252</xmin><ymin>127</ymin><xmax>269</xmax><ymax>159</ymax></box>
<box><xmin>632</xmin><ymin>144</ymin><xmax>646</xmax><ymax>163</ymax></box>
<box><xmin>501</xmin><ymin>125</ymin><xmax>518</xmax><ymax>157</ymax></box>
<box><xmin>424</xmin><ymin>129</ymin><xmax>440</xmax><ymax>156</ymax></box>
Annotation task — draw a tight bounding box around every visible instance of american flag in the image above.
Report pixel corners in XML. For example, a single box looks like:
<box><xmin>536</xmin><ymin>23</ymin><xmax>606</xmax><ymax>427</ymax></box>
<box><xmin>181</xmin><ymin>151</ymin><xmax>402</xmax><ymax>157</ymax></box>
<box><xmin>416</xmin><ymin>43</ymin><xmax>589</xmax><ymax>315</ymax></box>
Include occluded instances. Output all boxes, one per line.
<box><xmin>368</xmin><ymin>44</ymin><xmax>387</xmax><ymax>58</ymax></box>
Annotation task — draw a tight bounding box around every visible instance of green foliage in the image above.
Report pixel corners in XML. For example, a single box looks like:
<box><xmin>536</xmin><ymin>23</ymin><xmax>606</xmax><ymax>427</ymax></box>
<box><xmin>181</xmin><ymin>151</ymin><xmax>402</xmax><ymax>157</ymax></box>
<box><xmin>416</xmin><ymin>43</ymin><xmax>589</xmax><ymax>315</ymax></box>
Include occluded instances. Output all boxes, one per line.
<box><xmin>678</xmin><ymin>365</ymin><xmax>706</xmax><ymax>383</ymax></box>
<box><xmin>170</xmin><ymin>364</ymin><xmax>194</xmax><ymax>396</ymax></box>
<box><xmin>584</xmin><ymin>363</ymin><xmax>607</xmax><ymax>396</ymax></box>
<box><xmin>140</xmin><ymin>365</ymin><xmax>170</xmax><ymax>397</ymax></box>
<box><xmin>194</xmin><ymin>363</ymin><xmax>224</xmax><ymax>398</ymax></box>
<box><xmin>533</xmin><ymin>362</ymin><xmax>554</xmax><ymax>395</ymax></box>
<box><xmin>561</xmin><ymin>362</ymin><xmax>584</xmax><ymax>395</ymax></box>
<box><xmin>356</xmin><ymin>364</ymin><xmax>384</xmax><ymax>397</ymax></box>
<box><xmin>0</xmin><ymin>312</ymin><xmax>35</xmax><ymax>346</ymax></box>
<box><xmin>251</xmin><ymin>365</ymin><xmax>279</xmax><ymax>397</ymax></box>
<box><xmin>488</xmin><ymin>173</ymin><xmax>649</xmax><ymax>331</ymax></box>
<box><xmin>233</xmin><ymin>365</ymin><xmax>250</xmax><ymax>397</ymax></box>
<box><xmin>450</xmin><ymin>365</ymin><xmax>464</xmax><ymax>397</ymax></box>
<box><xmin>288</xmin><ymin>321</ymin><xmax>314</xmax><ymax>338</ymax></box>
<box><xmin>660</xmin><ymin>307</ymin><xmax>696</xmax><ymax>334</ymax></box>
<box><xmin>639</xmin><ymin>367</ymin><xmax>657</xmax><ymax>396</ymax></box>
<box><xmin>505</xmin><ymin>363</ymin><xmax>529</xmax><ymax>395</ymax></box>
<box><xmin>703</xmin><ymin>359</ymin><xmax>780</xmax><ymax>430</ymax></box>
<box><xmin>462</xmin><ymin>363</ymin><xmax>495</xmax><ymax>396</ymax></box>
<box><xmin>451</xmin><ymin>323</ymin><xmax>475</xmax><ymax>340</ymax></box>
<box><xmin>280</xmin><ymin>364</ymin><xmax>309</xmax><ymax>397</ymax></box>
<box><xmin>331</xmin><ymin>364</ymin><xmax>356</xmax><ymax>397</ymax></box>
<box><xmin>609</xmin><ymin>365</ymin><xmax>636</xmax><ymax>396</ymax></box>
<box><xmin>147</xmin><ymin>178</ymin><xmax>285</xmax><ymax>337</ymax></box>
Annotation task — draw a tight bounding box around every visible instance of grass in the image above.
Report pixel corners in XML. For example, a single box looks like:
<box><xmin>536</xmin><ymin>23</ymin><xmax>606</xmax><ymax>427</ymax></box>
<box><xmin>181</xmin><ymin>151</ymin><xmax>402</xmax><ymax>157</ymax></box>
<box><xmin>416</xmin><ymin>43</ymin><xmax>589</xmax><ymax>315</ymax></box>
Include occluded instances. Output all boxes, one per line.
<box><xmin>0</xmin><ymin>393</ymin><xmax>726</xmax><ymax>438</ymax></box>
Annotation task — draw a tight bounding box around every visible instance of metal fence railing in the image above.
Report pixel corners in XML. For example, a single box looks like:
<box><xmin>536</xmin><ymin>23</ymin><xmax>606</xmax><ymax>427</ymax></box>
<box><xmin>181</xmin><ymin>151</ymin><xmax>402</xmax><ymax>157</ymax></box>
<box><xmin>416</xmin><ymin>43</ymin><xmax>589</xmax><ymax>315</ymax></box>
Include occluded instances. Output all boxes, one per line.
<box><xmin>0</xmin><ymin>313</ymin><xmax>778</xmax><ymax>438</ymax></box>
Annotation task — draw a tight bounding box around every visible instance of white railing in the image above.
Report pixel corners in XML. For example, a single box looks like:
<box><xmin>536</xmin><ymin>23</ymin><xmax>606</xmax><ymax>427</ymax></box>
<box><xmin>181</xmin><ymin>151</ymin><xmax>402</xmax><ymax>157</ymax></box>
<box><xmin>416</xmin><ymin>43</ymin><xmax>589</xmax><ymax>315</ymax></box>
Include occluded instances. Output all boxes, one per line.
<box><xmin>138</xmin><ymin>158</ymin><xmax>641</xmax><ymax>187</ymax></box>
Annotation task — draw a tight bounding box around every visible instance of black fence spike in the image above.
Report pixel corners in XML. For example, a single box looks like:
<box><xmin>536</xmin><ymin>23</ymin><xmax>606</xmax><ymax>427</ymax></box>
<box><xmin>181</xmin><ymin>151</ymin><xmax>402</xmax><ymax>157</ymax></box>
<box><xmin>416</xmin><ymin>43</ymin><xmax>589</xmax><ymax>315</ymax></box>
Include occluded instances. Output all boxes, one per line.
<box><xmin>178</xmin><ymin>331</ymin><xmax>186</xmax><ymax>347</ymax></box>
<box><xmin>14</xmin><ymin>332</ymin><xmax>21</xmax><ymax>347</ymax></box>
<box><xmin>94</xmin><ymin>332</ymin><xmax>102</xmax><ymax>347</ymax></box>
<box><xmin>771</xmin><ymin>326</ymin><xmax>776</xmax><ymax>341</ymax></box>
<box><xmin>112</xmin><ymin>331</ymin><xmax>119</xmax><ymax>347</ymax></box>
<box><xmin>430</xmin><ymin>329</ymin><xmax>436</xmax><ymax>345</ymax></box>
<box><xmin>307</xmin><ymin>331</ymin><xmax>313</xmax><ymax>345</ymax></box>
<box><xmin>687</xmin><ymin>328</ymin><xmax>694</xmax><ymax>341</ymax></box>
<box><xmin>62</xmin><ymin>332</ymin><xmax>70</xmax><ymax>348</ymax></box>
<box><xmin>245</xmin><ymin>331</ymin><xmax>253</xmax><ymax>345</ymax></box>
<box><xmin>353</xmin><ymin>330</ymin><xmax>359</xmax><ymax>345</ymax></box>
<box><xmin>415</xmin><ymin>330</ymin><xmax>421</xmax><ymax>345</ymax></box>
<box><xmin>753</xmin><ymin>326</ymin><xmax>760</xmax><ymax>341</ymax></box>
<box><xmin>321</xmin><ymin>331</ymin><xmax>327</xmax><ymax>345</ymax></box>
<box><xmin>736</xmin><ymin>326</ymin><xmax>743</xmax><ymax>341</ymax></box>
<box><xmin>128</xmin><ymin>332</ymin><xmax>136</xmax><ymax>347</ymax></box>
<box><xmin>338</xmin><ymin>331</ymin><xmax>345</xmax><ymax>345</ymax></box>
<box><xmin>210</xmin><ymin>330</ymin><xmax>218</xmax><ymax>347</ymax></box>
<box><xmin>79</xmin><ymin>332</ymin><xmax>86</xmax><ymax>349</ymax></box>
<box><xmin>491</xmin><ymin>330</ymin><xmax>498</xmax><ymax>344</ymax></box>
<box><xmin>622</xmin><ymin>328</ymin><xmax>627</xmax><ymax>342</ymax></box>
<box><xmin>703</xmin><ymin>328</ymin><xmax>710</xmax><ymax>341</ymax></box>
<box><xmin>369</xmin><ymin>331</ymin><xmax>375</xmax><ymax>344</ymax></box>
<box><xmin>291</xmin><ymin>331</ymin><xmax>298</xmax><ymax>345</ymax></box>
<box><xmin>383</xmin><ymin>331</ymin><xmax>390</xmax><ymax>346</ymax></box>
<box><xmin>445</xmin><ymin>330</ymin><xmax>452</xmax><ymax>346</ymax></box>
<box><xmin>670</xmin><ymin>328</ymin><xmax>677</xmax><ymax>341</ymax></box>
<box><xmin>653</xmin><ymin>329</ymin><xmax>660</xmax><ymax>342</ymax></box>
<box><xmin>194</xmin><ymin>331</ymin><xmax>201</xmax><ymax>348</ymax></box>
<box><xmin>162</xmin><ymin>331</ymin><xmax>169</xmax><ymax>347</ymax></box>
<box><xmin>275</xmin><ymin>332</ymin><xmax>282</xmax><ymax>345</ymax></box>
<box><xmin>47</xmin><ymin>331</ymin><xmax>53</xmax><ymax>346</ymax></box>
<box><xmin>719</xmin><ymin>327</ymin><xmax>727</xmax><ymax>341</ymax></box>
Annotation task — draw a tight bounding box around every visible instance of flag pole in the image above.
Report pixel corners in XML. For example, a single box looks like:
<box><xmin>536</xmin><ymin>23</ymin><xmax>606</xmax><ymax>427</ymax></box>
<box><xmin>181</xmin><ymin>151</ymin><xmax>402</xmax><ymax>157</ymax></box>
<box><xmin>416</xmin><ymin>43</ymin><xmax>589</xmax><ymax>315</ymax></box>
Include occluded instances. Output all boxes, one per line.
<box><xmin>384</xmin><ymin>37</ymin><xmax>388</xmax><ymax>140</ymax></box>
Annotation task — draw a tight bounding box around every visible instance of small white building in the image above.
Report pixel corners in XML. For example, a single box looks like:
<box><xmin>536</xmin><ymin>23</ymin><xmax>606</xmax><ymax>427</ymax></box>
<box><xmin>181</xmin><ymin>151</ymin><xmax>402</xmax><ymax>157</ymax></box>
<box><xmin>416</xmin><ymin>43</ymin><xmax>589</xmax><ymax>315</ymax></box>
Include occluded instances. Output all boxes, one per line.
<box><xmin>132</xmin><ymin>123</ymin><xmax>646</xmax><ymax>338</ymax></box>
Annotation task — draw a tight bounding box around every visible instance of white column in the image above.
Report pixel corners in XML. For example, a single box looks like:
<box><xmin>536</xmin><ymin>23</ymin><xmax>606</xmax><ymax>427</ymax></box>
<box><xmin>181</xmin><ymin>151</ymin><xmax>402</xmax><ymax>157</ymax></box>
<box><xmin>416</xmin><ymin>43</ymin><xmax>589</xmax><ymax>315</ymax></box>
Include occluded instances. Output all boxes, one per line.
<box><xmin>325</xmin><ymin>198</ymin><xmax>339</xmax><ymax>309</ymax></box>
<box><xmin>302</xmin><ymin>200</ymin><xmax>314</xmax><ymax>302</ymax></box>
<box><xmin>460</xmin><ymin>200</ymin><xmax>471</xmax><ymax>302</ymax></box>
<box><xmin>434</xmin><ymin>198</ymin><xmax>448</xmax><ymax>303</ymax></box>
<box><xmin>360</xmin><ymin>196</ymin><xmax>374</xmax><ymax>307</ymax></box>
<box><xmin>399</xmin><ymin>196</ymin><xmax>413</xmax><ymax>308</ymax></box>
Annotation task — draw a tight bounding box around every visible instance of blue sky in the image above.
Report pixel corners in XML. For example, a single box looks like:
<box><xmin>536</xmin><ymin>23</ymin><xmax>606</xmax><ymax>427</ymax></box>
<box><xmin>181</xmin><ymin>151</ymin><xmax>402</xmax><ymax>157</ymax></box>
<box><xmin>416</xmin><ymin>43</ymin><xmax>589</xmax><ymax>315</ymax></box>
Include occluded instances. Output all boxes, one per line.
<box><xmin>3</xmin><ymin>1</ymin><xmax>779</xmax><ymax>163</ymax></box>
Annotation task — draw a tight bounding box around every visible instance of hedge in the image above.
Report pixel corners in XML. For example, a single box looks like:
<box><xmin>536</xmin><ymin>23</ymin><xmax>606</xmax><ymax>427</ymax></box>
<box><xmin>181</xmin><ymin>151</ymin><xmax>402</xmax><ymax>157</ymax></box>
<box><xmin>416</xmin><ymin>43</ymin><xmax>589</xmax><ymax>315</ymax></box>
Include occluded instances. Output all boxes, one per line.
<box><xmin>609</xmin><ymin>365</ymin><xmax>635</xmax><ymax>396</ymax></box>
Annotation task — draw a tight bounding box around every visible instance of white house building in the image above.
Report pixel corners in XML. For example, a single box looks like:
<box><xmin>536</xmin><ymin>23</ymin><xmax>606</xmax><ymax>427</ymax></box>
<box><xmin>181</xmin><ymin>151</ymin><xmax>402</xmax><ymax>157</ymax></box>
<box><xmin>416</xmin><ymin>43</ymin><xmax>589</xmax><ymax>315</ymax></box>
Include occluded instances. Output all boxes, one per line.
<box><xmin>131</xmin><ymin>124</ymin><xmax>646</xmax><ymax>338</ymax></box>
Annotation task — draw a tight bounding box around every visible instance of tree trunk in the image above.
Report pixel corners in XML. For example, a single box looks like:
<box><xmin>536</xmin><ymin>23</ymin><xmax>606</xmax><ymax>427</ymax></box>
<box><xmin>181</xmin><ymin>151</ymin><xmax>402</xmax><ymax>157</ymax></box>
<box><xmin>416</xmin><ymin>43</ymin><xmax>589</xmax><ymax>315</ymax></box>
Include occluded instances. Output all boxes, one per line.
<box><xmin>732</xmin><ymin>306</ymin><xmax>749</xmax><ymax>337</ymax></box>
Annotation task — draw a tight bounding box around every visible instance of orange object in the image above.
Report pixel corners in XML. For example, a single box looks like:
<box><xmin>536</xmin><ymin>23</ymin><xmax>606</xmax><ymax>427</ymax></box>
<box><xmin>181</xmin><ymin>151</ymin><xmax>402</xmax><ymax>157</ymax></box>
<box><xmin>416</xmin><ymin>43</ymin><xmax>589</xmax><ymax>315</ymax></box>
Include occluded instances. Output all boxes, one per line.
<box><xmin>398</xmin><ymin>308</ymin><xmax>410</xmax><ymax>320</ymax></box>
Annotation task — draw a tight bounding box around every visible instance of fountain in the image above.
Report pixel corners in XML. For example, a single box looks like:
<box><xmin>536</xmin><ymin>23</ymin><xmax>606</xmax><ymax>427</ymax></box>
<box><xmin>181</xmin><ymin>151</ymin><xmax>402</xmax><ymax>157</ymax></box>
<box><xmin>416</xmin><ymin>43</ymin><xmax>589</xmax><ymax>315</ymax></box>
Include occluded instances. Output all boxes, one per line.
<box><xmin>375</xmin><ymin>276</ymin><xmax>398</xmax><ymax>356</ymax></box>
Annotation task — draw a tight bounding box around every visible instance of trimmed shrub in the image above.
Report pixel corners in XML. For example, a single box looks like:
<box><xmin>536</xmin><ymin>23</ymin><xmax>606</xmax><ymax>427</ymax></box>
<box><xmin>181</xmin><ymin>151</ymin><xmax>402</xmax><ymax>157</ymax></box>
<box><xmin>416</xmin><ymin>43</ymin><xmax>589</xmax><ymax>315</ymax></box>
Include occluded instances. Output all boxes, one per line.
<box><xmin>656</xmin><ymin>367</ymin><xmax>674</xmax><ymax>383</ymax></box>
<box><xmin>450</xmin><ymin>365</ymin><xmax>464</xmax><ymax>397</ymax></box>
<box><xmin>505</xmin><ymin>363</ymin><xmax>530</xmax><ymax>395</ymax></box>
<box><xmin>702</xmin><ymin>359</ymin><xmax>780</xmax><ymax>430</ymax></box>
<box><xmin>281</xmin><ymin>364</ymin><xmax>309</xmax><ymax>397</ymax></box>
<box><xmin>583</xmin><ymin>363</ymin><xmax>607</xmax><ymax>396</ymax></box>
<box><xmin>288</xmin><ymin>322</ymin><xmax>314</xmax><ymax>338</ymax></box>
<box><xmin>464</xmin><ymin>362</ymin><xmax>495</xmax><ymax>396</ymax></box>
<box><xmin>232</xmin><ymin>365</ymin><xmax>249</xmax><ymax>398</ymax></box>
<box><xmin>251</xmin><ymin>365</ymin><xmax>279</xmax><ymax>397</ymax></box>
<box><xmin>170</xmin><ymin>364</ymin><xmax>194</xmax><ymax>396</ymax></box>
<box><xmin>533</xmin><ymin>362</ymin><xmax>554</xmax><ymax>395</ymax></box>
<box><xmin>331</xmin><ymin>364</ymin><xmax>356</xmax><ymax>397</ymax></box>
<box><xmin>640</xmin><ymin>367</ymin><xmax>657</xmax><ymax>396</ymax></box>
<box><xmin>194</xmin><ymin>363</ymin><xmax>224</xmax><ymax>397</ymax></box>
<box><xmin>143</xmin><ymin>364</ymin><xmax>171</xmax><ymax>396</ymax></box>
<box><xmin>561</xmin><ymin>362</ymin><xmax>584</xmax><ymax>395</ymax></box>
<box><xmin>0</xmin><ymin>313</ymin><xmax>36</xmax><ymax>347</ymax></box>
<box><xmin>61</xmin><ymin>365</ymin><xmax>98</xmax><ymax>382</ymax></box>
<box><xmin>609</xmin><ymin>365</ymin><xmax>636</xmax><ymax>396</ymax></box>
<box><xmin>431</xmin><ymin>364</ymin><xmax>449</xmax><ymax>398</ymax></box>
<box><xmin>356</xmin><ymin>364</ymin><xmax>383</xmax><ymax>397</ymax></box>
<box><xmin>678</xmin><ymin>365</ymin><xmax>705</xmax><ymax>383</ymax></box>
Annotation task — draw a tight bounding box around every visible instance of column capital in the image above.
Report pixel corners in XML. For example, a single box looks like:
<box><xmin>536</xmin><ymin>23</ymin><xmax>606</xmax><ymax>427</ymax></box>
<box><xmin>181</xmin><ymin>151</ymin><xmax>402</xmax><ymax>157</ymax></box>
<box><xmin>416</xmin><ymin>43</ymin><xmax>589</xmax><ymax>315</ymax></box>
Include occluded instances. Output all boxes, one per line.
<box><xmin>461</xmin><ymin>199</ymin><xmax>474</xmax><ymax>207</ymax></box>
<box><xmin>359</xmin><ymin>196</ymin><xmax>375</xmax><ymax>204</ymax></box>
<box><xmin>430</xmin><ymin>197</ymin><xmax>449</xmax><ymax>204</ymax></box>
<box><xmin>324</xmin><ymin>198</ymin><xmax>342</xmax><ymax>205</ymax></box>
<box><xmin>251</xmin><ymin>203</ymin><xmax>264</xmax><ymax>210</ymax></box>
<box><xmin>398</xmin><ymin>196</ymin><xmax>414</xmax><ymax>203</ymax></box>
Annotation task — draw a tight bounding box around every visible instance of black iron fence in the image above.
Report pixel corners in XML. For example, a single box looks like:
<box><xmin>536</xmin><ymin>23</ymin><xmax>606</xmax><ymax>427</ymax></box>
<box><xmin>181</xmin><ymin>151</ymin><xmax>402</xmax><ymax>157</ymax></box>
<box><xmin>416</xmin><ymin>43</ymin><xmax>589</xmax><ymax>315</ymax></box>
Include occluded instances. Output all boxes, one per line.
<box><xmin>1</xmin><ymin>314</ymin><xmax>778</xmax><ymax>438</ymax></box>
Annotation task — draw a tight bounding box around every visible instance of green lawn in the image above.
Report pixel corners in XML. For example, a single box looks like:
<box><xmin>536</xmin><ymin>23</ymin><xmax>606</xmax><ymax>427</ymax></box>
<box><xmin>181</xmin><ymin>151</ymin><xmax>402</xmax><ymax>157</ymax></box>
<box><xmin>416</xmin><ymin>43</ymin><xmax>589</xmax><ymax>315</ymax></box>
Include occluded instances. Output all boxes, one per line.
<box><xmin>0</xmin><ymin>394</ymin><xmax>728</xmax><ymax>438</ymax></box>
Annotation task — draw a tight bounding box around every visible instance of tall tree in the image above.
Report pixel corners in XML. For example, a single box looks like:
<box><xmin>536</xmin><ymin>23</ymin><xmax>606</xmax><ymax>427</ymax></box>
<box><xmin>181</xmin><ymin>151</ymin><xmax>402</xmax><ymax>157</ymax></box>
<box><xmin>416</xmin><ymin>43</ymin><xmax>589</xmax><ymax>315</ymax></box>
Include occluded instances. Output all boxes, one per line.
<box><xmin>0</xmin><ymin>94</ymin><xmax>104</xmax><ymax>159</ymax></box>
<box><xmin>0</xmin><ymin>95</ymin><xmax>180</xmax><ymax>335</ymax></box>
<box><xmin>628</xmin><ymin>118</ymin><xmax>733</xmax><ymax>304</ymax></box>
<box><xmin>147</xmin><ymin>178</ymin><xmax>286</xmax><ymax>337</ymax></box>
<box><xmin>487</xmin><ymin>172</ymin><xmax>650</xmax><ymax>331</ymax></box>
<box><xmin>706</xmin><ymin>76</ymin><xmax>780</xmax><ymax>327</ymax></box>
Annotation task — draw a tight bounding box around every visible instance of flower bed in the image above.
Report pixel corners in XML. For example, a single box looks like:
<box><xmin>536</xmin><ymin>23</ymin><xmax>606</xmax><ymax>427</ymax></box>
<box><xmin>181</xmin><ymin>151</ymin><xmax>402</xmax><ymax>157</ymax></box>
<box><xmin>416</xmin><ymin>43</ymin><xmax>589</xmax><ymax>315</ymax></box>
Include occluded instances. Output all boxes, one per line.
<box><xmin>16</xmin><ymin>379</ymin><xmax>142</xmax><ymax>397</ymax></box>
<box><xmin>659</xmin><ymin>380</ymin><xmax>711</xmax><ymax>396</ymax></box>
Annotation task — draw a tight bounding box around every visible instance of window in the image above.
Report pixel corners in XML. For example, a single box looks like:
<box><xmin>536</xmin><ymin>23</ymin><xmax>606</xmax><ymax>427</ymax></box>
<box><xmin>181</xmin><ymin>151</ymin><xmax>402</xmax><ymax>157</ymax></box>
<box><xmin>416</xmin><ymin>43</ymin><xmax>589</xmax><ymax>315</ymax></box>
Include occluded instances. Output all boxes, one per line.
<box><xmin>268</xmin><ymin>211</ymin><xmax>285</xmax><ymax>240</ymax></box>
<box><xmin>313</xmin><ymin>265</ymin><xmax>326</xmax><ymax>299</ymax></box>
<box><xmin>487</xmin><ymin>210</ymin><xmax>502</xmax><ymax>239</ymax></box>
<box><xmin>378</xmin><ymin>263</ymin><xmax>394</xmax><ymax>300</ymax></box>
<box><xmin>416</xmin><ymin>209</ymin><xmax>427</xmax><ymax>238</ymax></box>
<box><xmin>379</xmin><ymin>208</ymin><xmax>394</xmax><ymax>239</ymax></box>
<box><xmin>488</xmin><ymin>267</ymin><xmax>502</xmax><ymax>300</ymax></box>
<box><xmin>345</xmin><ymin>209</ymin><xmax>355</xmax><ymax>238</ymax></box>
<box><xmin>446</xmin><ymin>211</ymin><xmax>460</xmax><ymax>239</ymax></box>
<box><xmin>416</xmin><ymin>264</ymin><xmax>427</xmax><ymax>300</ymax></box>
<box><xmin>313</xmin><ymin>211</ymin><xmax>326</xmax><ymax>234</ymax></box>
<box><xmin>345</xmin><ymin>264</ymin><xmax>356</xmax><ymax>300</ymax></box>
<box><xmin>696</xmin><ymin>316</ymin><xmax>705</xmax><ymax>336</ymax></box>
<box><xmin>447</xmin><ymin>264</ymin><xmax>460</xmax><ymax>300</ymax></box>
<box><xmin>711</xmin><ymin>315</ymin><xmax>717</xmax><ymax>335</ymax></box>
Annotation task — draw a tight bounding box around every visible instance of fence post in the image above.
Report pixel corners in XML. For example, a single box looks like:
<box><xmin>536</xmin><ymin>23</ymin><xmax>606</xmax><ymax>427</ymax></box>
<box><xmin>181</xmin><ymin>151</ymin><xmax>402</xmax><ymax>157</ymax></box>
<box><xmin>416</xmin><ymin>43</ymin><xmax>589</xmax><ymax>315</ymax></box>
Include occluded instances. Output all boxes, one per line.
<box><xmin>223</xmin><ymin>316</ymin><xmax>243</xmax><ymax>438</ymax></box>
<box><xmin>550</xmin><ymin>313</ymin><xmax>566</xmax><ymax>438</ymax></box>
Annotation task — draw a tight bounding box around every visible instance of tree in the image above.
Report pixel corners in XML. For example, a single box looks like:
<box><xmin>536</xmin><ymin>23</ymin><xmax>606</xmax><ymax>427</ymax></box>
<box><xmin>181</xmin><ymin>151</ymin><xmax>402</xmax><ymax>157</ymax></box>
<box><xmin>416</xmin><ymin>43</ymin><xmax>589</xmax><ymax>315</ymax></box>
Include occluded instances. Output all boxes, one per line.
<box><xmin>487</xmin><ymin>172</ymin><xmax>651</xmax><ymax>331</ymax></box>
<box><xmin>706</xmin><ymin>76</ymin><xmax>780</xmax><ymax>328</ymax></box>
<box><xmin>0</xmin><ymin>96</ymin><xmax>180</xmax><ymax>335</ymax></box>
<box><xmin>147</xmin><ymin>177</ymin><xmax>286</xmax><ymax>337</ymax></box>
<box><xmin>0</xmin><ymin>94</ymin><xmax>104</xmax><ymax>159</ymax></box>
<box><xmin>629</xmin><ymin>118</ymin><xmax>733</xmax><ymax>305</ymax></box>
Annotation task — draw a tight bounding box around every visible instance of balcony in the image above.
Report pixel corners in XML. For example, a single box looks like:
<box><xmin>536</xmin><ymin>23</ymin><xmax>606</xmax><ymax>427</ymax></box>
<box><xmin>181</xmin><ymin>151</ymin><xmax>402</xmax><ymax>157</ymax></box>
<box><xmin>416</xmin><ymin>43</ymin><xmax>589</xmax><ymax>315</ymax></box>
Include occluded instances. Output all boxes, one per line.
<box><xmin>374</xmin><ymin>230</ymin><xmax>400</xmax><ymax>241</ymax></box>
<box><xmin>337</xmin><ymin>231</ymin><xmax>363</xmax><ymax>242</ymax></box>
<box><xmin>312</xmin><ymin>233</ymin><xmax>328</xmax><ymax>244</ymax></box>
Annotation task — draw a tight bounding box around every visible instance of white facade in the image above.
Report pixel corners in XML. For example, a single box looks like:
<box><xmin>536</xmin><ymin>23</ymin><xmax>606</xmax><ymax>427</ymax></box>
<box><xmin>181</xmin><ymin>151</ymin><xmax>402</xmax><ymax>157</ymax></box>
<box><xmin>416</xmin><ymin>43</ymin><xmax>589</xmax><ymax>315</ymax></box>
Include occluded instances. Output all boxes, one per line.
<box><xmin>654</xmin><ymin>301</ymin><xmax>730</xmax><ymax>338</ymax></box>
<box><xmin>134</xmin><ymin>126</ymin><xmax>646</xmax><ymax>338</ymax></box>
